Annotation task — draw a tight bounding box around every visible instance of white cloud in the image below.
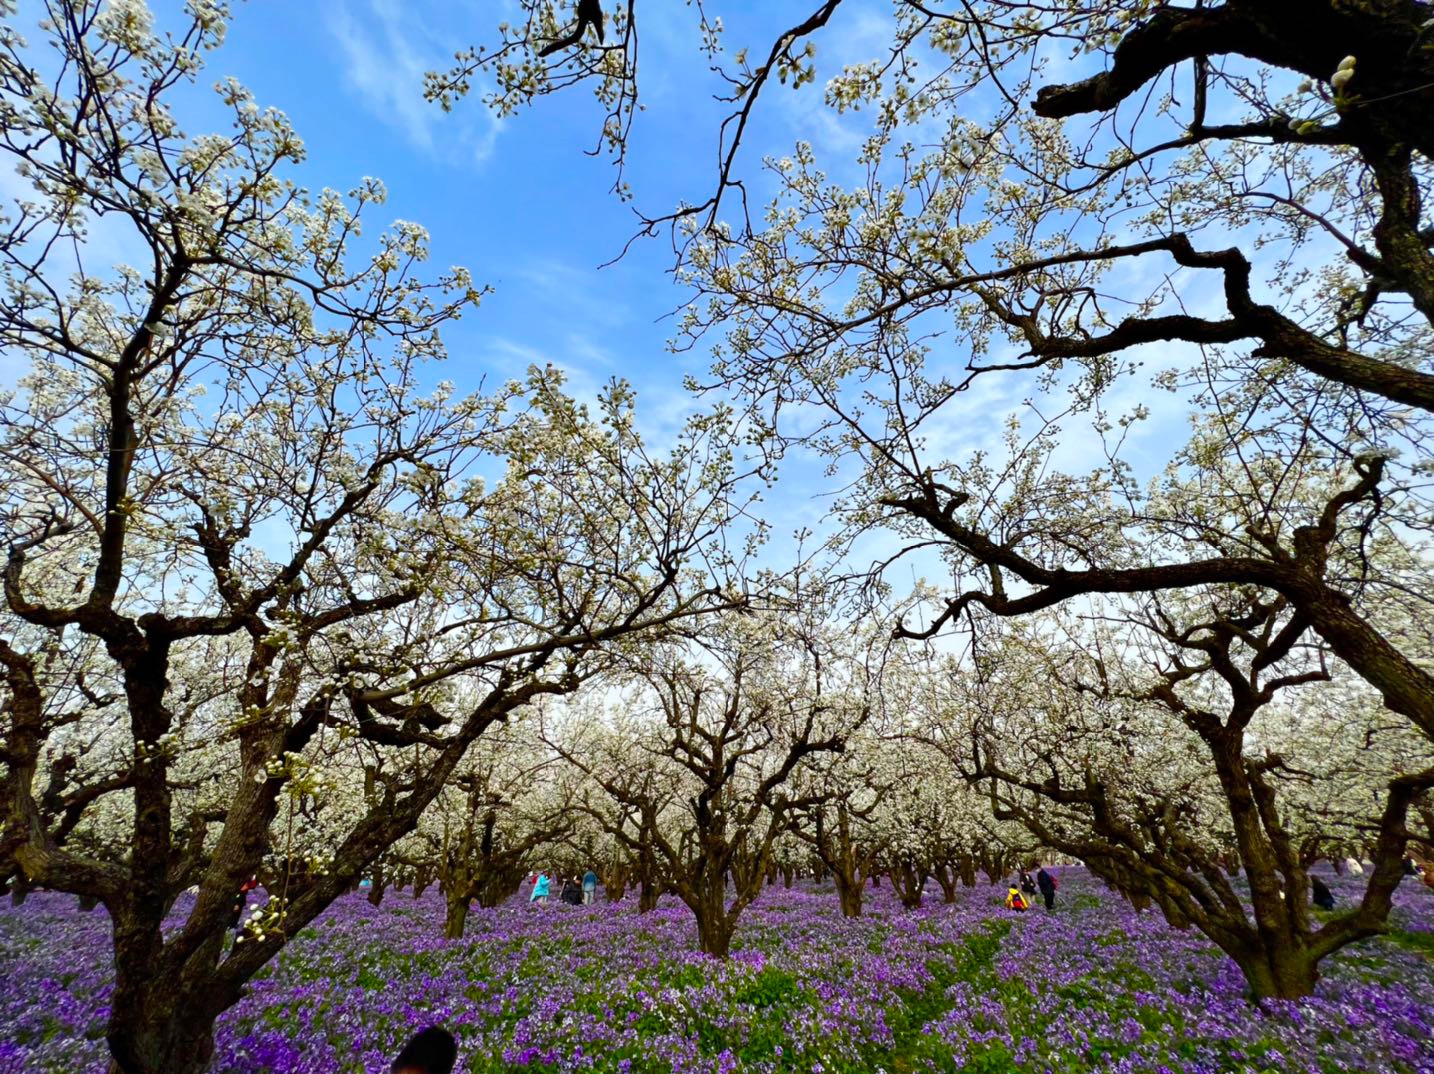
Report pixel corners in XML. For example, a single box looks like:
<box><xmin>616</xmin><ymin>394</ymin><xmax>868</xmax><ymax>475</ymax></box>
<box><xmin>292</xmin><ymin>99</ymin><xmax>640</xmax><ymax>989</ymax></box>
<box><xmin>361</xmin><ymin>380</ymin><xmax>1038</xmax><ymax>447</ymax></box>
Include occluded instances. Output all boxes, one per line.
<box><xmin>512</xmin><ymin>258</ymin><xmax>637</xmax><ymax>333</ymax></box>
<box><xmin>326</xmin><ymin>0</ymin><xmax>501</xmax><ymax>167</ymax></box>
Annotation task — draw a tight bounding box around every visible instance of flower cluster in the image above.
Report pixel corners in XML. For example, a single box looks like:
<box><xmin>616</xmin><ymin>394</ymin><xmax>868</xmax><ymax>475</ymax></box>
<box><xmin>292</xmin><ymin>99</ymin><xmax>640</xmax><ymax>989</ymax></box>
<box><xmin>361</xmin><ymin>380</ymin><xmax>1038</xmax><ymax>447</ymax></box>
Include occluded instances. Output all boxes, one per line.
<box><xmin>236</xmin><ymin>897</ymin><xmax>288</xmax><ymax>946</ymax></box>
<box><xmin>2</xmin><ymin>870</ymin><xmax>1431</xmax><ymax>1073</ymax></box>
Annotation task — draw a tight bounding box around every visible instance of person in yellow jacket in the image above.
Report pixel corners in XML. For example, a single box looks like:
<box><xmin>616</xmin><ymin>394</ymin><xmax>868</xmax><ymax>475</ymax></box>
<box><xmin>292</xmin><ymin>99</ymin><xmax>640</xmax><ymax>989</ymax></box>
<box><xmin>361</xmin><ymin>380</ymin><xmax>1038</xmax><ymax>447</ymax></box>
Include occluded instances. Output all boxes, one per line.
<box><xmin>1005</xmin><ymin>885</ymin><xmax>1029</xmax><ymax>912</ymax></box>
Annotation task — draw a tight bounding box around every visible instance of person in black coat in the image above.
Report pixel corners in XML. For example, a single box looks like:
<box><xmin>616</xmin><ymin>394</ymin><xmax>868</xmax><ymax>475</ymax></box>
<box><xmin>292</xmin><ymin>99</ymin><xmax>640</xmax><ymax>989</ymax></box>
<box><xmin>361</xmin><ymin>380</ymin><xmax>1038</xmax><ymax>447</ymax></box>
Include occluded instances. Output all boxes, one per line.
<box><xmin>229</xmin><ymin>875</ymin><xmax>258</xmax><ymax>931</ymax></box>
<box><xmin>560</xmin><ymin>877</ymin><xmax>583</xmax><ymax>905</ymax></box>
<box><xmin>1311</xmin><ymin>875</ymin><xmax>1336</xmax><ymax>911</ymax></box>
<box><xmin>1036</xmin><ymin>866</ymin><xmax>1057</xmax><ymax>911</ymax></box>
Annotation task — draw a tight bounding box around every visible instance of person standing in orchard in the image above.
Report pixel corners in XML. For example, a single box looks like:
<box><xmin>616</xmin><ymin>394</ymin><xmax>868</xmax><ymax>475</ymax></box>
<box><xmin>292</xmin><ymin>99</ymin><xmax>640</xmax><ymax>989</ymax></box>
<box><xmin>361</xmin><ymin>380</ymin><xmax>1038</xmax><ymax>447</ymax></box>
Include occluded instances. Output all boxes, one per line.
<box><xmin>583</xmin><ymin>868</ymin><xmax>598</xmax><ymax>905</ymax></box>
<box><xmin>1036</xmin><ymin>866</ymin><xmax>1057</xmax><ymax>912</ymax></box>
<box><xmin>1312</xmin><ymin>876</ymin><xmax>1337</xmax><ymax>911</ymax></box>
<box><xmin>229</xmin><ymin>876</ymin><xmax>259</xmax><ymax>933</ymax></box>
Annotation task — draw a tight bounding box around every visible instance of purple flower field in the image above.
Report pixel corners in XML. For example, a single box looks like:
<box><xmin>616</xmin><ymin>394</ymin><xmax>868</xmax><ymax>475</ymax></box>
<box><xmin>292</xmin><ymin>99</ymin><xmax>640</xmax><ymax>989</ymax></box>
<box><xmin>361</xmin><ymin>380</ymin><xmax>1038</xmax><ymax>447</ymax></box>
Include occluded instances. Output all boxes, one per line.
<box><xmin>2</xmin><ymin>871</ymin><xmax>1431</xmax><ymax>1074</ymax></box>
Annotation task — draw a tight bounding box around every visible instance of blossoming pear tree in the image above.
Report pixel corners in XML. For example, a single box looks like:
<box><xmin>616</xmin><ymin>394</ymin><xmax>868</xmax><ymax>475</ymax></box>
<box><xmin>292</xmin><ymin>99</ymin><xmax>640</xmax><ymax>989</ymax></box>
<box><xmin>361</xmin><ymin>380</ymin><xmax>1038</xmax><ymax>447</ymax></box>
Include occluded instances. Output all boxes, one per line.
<box><xmin>549</xmin><ymin>602</ymin><xmax>875</xmax><ymax>956</ymax></box>
<box><xmin>424</xmin><ymin>721</ymin><xmax>581</xmax><ymax>937</ymax></box>
<box><xmin>783</xmin><ymin>725</ymin><xmax>889</xmax><ymax>917</ymax></box>
<box><xmin>670</xmin><ymin>16</ymin><xmax>1434</xmax><ymax>754</ymax></box>
<box><xmin>444</xmin><ymin>3</ymin><xmax>1434</xmax><ymax>757</ymax></box>
<box><xmin>931</xmin><ymin>594</ymin><xmax>1431</xmax><ymax>999</ymax></box>
<box><xmin>0</xmin><ymin>4</ymin><xmax>755</xmax><ymax>1072</ymax></box>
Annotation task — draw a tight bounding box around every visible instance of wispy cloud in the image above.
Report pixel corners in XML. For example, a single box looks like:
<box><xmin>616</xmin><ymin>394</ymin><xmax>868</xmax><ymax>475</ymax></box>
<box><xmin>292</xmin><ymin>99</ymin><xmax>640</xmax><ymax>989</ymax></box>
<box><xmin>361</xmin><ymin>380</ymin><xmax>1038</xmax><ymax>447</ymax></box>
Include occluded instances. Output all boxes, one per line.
<box><xmin>326</xmin><ymin>0</ymin><xmax>501</xmax><ymax>166</ymax></box>
<box><xmin>482</xmin><ymin>336</ymin><xmax>605</xmax><ymax>406</ymax></box>
<box><xmin>512</xmin><ymin>258</ymin><xmax>639</xmax><ymax>333</ymax></box>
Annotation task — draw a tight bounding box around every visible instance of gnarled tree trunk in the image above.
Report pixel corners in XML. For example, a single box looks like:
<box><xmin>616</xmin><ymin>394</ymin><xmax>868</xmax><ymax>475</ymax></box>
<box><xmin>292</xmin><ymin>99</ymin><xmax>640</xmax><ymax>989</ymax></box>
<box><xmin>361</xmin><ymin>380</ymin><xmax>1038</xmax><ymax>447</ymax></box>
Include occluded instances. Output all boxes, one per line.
<box><xmin>888</xmin><ymin>859</ymin><xmax>924</xmax><ymax>910</ymax></box>
<box><xmin>932</xmin><ymin>862</ymin><xmax>959</xmax><ymax>904</ymax></box>
<box><xmin>444</xmin><ymin>892</ymin><xmax>471</xmax><ymax>940</ymax></box>
<box><xmin>603</xmin><ymin>862</ymin><xmax>630</xmax><ymax>902</ymax></box>
<box><xmin>366</xmin><ymin>861</ymin><xmax>386</xmax><ymax>906</ymax></box>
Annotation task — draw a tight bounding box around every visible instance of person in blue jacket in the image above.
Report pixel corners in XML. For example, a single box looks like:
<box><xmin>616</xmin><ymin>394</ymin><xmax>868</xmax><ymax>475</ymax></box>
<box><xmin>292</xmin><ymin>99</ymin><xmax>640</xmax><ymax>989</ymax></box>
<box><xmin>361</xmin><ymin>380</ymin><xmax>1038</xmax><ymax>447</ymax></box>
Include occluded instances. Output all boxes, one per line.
<box><xmin>582</xmin><ymin>869</ymin><xmax>598</xmax><ymax>905</ymax></box>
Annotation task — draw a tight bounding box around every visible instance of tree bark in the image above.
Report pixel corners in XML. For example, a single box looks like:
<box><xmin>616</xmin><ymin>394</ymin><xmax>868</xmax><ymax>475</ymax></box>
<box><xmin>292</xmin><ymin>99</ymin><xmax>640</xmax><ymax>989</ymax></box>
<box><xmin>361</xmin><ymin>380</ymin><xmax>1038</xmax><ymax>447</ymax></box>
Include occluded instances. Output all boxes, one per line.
<box><xmin>958</xmin><ymin>857</ymin><xmax>977</xmax><ymax>888</ymax></box>
<box><xmin>444</xmin><ymin>893</ymin><xmax>470</xmax><ymax>940</ymax></box>
<box><xmin>476</xmin><ymin>867</ymin><xmax>524</xmax><ymax>909</ymax></box>
<box><xmin>105</xmin><ymin>937</ymin><xmax>233</xmax><ymax>1074</ymax></box>
<box><xmin>695</xmin><ymin>913</ymin><xmax>735</xmax><ymax>959</ymax></box>
<box><xmin>888</xmin><ymin>861</ymin><xmax>924</xmax><ymax>909</ymax></box>
<box><xmin>691</xmin><ymin>874</ymin><xmax>737</xmax><ymax>958</ymax></box>
<box><xmin>1230</xmin><ymin>941</ymin><xmax>1320</xmax><ymax>1001</ymax></box>
<box><xmin>932</xmin><ymin>862</ymin><xmax>959</xmax><ymax>903</ymax></box>
<box><xmin>603</xmin><ymin>863</ymin><xmax>628</xmax><ymax>902</ymax></box>
<box><xmin>105</xmin><ymin>1014</ymin><xmax>217</xmax><ymax>1074</ymax></box>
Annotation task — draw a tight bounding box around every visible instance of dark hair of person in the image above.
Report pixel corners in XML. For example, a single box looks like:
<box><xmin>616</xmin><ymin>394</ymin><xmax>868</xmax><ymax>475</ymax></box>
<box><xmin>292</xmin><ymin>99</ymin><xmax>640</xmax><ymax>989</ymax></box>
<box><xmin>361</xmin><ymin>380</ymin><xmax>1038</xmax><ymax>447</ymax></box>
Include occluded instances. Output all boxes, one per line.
<box><xmin>391</xmin><ymin>1026</ymin><xmax>457</xmax><ymax>1074</ymax></box>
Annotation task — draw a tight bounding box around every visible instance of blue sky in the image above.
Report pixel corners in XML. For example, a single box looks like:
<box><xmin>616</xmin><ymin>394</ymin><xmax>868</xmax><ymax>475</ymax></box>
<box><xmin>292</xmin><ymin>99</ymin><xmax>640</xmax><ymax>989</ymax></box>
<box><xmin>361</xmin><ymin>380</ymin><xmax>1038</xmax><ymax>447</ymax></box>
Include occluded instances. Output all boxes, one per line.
<box><xmin>214</xmin><ymin>0</ymin><xmax>881</xmax><ymax>426</ymax></box>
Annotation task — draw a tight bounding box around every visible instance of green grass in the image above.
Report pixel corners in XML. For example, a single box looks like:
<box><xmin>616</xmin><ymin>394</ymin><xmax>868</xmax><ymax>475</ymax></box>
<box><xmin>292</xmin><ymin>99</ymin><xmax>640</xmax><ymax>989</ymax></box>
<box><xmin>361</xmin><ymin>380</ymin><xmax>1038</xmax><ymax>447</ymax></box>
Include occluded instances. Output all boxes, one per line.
<box><xmin>1384</xmin><ymin>927</ymin><xmax>1434</xmax><ymax>960</ymax></box>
